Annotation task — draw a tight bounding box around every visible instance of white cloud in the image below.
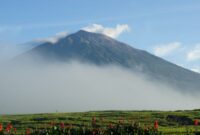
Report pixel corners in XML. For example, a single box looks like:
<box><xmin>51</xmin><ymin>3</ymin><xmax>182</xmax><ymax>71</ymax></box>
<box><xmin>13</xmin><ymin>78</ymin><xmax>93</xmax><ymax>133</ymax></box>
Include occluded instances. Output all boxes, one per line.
<box><xmin>35</xmin><ymin>31</ymin><xmax>68</xmax><ymax>44</ymax></box>
<box><xmin>187</xmin><ymin>44</ymin><xmax>200</xmax><ymax>61</ymax></box>
<box><xmin>153</xmin><ymin>42</ymin><xmax>181</xmax><ymax>57</ymax></box>
<box><xmin>82</xmin><ymin>24</ymin><xmax>130</xmax><ymax>38</ymax></box>
<box><xmin>191</xmin><ymin>68</ymin><xmax>200</xmax><ymax>73</ymax></box>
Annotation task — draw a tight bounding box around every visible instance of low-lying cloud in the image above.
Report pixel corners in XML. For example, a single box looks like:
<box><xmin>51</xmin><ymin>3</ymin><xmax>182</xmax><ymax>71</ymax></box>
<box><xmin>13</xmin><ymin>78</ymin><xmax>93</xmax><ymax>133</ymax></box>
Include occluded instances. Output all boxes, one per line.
<box><xmin>0</xmin><ymin>61</ymin><xmax>200</xmax><ymax>114</ymax></box>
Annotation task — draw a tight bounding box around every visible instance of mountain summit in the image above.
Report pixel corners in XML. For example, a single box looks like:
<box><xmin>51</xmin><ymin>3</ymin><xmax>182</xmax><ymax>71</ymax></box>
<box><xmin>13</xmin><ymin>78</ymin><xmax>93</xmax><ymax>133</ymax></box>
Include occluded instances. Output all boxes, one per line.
<box><xmin>21</xmin><ymin>30</ymin><xmax>200</xmax><ymax>92</ymax></box>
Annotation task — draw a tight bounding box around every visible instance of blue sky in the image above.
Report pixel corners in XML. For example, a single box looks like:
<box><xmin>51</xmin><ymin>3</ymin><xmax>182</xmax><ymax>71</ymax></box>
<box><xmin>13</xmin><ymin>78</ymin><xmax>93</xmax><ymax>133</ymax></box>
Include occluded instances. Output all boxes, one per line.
<box><xmin>1</xmin><ymin>0</ymin><xmax>200</xmax><ymax>72</ymax></box>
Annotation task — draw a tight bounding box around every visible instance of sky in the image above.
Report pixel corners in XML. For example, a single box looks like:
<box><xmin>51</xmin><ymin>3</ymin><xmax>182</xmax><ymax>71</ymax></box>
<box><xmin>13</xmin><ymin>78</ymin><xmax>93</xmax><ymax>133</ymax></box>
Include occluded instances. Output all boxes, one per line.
<box><xmin>1</xmin><ymin>0</ymin><xmax>200</xmax><ymax>72</ymax></box>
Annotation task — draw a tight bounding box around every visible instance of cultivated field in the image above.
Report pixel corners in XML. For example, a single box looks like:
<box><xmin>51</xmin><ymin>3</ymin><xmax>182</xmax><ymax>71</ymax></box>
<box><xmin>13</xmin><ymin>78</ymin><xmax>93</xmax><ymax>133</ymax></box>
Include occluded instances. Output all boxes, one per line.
<box><xmin>0</xmin><ymin>110</ymin><xmax>200</xmax><ymax>134</ymax></box>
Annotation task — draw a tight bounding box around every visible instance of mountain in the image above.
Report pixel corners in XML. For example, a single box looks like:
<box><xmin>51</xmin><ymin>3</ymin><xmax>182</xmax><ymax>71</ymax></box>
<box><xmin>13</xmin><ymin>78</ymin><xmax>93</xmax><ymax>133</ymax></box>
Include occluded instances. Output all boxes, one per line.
<box><xmin>19</xmin><ymin>30</ymin><xmax>200</xmax><ymax>92</ymax></box>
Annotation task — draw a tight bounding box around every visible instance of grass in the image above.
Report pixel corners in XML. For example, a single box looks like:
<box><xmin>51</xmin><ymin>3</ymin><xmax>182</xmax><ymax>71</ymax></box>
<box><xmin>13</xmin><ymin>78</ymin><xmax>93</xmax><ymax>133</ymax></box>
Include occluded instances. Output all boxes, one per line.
<box><xmin>0</xmin><ymin>110</ymin><xmax>200</xmax><ymax>134</ymax></box>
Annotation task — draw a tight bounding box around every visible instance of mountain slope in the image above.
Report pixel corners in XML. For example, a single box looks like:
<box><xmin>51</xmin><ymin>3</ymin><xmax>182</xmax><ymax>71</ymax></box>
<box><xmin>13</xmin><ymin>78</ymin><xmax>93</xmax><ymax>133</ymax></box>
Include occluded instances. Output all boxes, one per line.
<box><xmin>21</xmin><ymin>30</ymin><xmax>200</xmax><ymax>92</ymax></box>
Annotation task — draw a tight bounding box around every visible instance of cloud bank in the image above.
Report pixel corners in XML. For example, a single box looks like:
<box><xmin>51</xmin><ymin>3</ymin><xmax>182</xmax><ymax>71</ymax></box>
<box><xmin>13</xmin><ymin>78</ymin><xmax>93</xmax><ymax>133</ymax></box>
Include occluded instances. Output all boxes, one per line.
<box><xmin>82</xmin><ymin>24</ymin><xmax>130</xmax><ymax>38</ymax></box>
<box><xmin>0</xmin><ymin>61</ymin><xmax>199</xmax><ymax>114</ymax></box>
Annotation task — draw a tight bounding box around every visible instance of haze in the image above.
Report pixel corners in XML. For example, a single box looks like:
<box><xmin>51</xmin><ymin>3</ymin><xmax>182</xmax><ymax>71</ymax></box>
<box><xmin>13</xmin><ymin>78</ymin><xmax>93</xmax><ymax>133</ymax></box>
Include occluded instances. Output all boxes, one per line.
<box><xmin>0</xmin><ymin>60</ymin><xmax>200</xmax><ymax>114</ymax></box>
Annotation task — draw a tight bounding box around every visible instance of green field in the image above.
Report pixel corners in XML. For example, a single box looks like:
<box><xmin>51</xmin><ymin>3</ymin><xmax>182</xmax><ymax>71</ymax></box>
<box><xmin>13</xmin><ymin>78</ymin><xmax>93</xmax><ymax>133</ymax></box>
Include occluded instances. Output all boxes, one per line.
<box><xmin>0</xmin><ymin>110</ymin><xmax>200</xmax><ymax>134</ymax></box>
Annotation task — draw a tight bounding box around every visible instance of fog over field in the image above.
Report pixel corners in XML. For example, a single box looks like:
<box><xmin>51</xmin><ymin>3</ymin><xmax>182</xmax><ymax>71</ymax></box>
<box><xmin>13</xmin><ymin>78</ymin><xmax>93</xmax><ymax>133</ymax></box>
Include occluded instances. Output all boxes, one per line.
<box><xmin>0</xmin><ymin>60</ymin><xmax>200</xmax><ymax>114</ymax></box>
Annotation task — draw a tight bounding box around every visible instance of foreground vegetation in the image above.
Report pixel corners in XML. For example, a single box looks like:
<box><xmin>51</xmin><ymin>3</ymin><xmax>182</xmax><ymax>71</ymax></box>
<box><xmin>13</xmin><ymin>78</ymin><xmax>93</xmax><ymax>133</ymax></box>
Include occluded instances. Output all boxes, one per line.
<box><xmin>0</xmin><ymin>110</ymin><xmax>200</xmax><ymax>134</ymax></box>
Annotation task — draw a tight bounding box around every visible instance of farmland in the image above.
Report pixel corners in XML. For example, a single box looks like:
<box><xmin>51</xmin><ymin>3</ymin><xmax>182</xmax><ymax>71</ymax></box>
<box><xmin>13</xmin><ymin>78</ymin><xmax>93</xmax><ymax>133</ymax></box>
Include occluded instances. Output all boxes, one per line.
<box><xmin>0</xmin><ymin>110</ymin><xmax>200</xmax><ymax>134</ymax></box>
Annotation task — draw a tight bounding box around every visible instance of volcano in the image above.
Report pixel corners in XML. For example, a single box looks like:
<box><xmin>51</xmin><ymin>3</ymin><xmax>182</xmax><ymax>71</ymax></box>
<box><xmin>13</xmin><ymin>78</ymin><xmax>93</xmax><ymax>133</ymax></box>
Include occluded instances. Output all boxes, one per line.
<box><xmin>19</xmin><ymin>30</ymin><xmax>200</xmax><ymax>92</ymax></box>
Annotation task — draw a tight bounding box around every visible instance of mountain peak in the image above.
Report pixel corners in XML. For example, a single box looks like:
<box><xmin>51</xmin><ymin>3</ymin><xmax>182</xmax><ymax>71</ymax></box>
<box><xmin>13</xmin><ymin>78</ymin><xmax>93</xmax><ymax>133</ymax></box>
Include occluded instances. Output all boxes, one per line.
<box><xmin>74</xmin><ymin>30</ymin><xmax>110</xmax><ymax>39</ymax></box>
<box><xmin>19</xmin><ymin>29</ymin><xmax>200</xmax><ymax>92</ymax></box>
<box><xmin>77</xmin><ymin>29</ymin><xmax>88</xmax><ymax>33</ymax></box>
<box><xmin>74</xmin><ymin>30</ymin><xmax>95</xmax><ymax>36</ymax></box>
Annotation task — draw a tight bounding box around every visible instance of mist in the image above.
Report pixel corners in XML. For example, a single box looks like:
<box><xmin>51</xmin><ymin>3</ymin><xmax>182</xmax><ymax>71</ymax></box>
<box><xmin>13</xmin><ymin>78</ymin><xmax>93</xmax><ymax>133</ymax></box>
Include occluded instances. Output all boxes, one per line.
<box><xmin>0</xmin><ymin>60</ymin><xmax>200</xmax><ymax>114</ymax></box>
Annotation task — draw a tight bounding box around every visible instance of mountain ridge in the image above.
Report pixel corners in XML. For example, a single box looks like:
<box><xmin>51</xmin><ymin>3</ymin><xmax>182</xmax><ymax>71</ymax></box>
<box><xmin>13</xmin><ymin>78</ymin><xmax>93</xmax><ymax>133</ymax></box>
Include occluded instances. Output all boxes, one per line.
<box><xmin>18</xmin><ymin>30</ymin><xmax>200</xmax><ymax>92</ymax></box>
